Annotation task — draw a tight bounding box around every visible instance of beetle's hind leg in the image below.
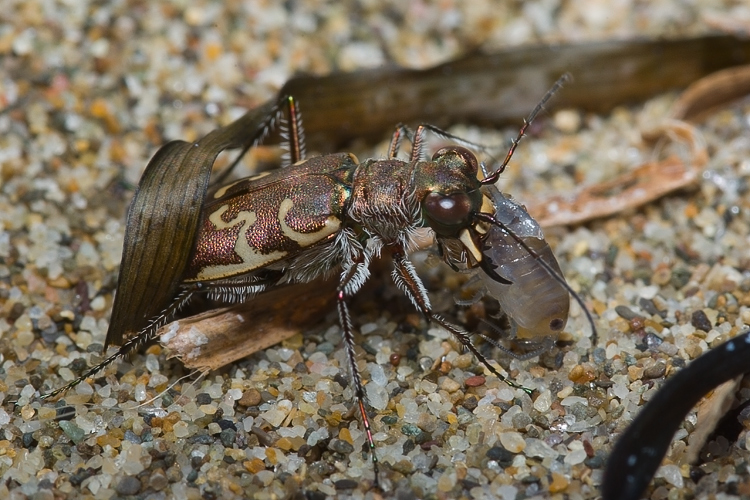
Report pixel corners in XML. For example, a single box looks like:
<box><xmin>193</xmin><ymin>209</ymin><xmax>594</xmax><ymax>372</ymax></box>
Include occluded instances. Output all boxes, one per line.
<box><xmin>390</xmin><ymin>251</ymin><xmax>530</xmax><ymax>393</ymax></box>
<box><xmin>194</xmin><ymin>271</ymin><xmax>284</xmax><ymax>304</ymax></box>
<box><xmin>279</xmin><ymin>95</ymin><xmax>306</xmax><ymax>166</ymax></box>
<box><xmin>41</xmin><ymin>287</ymin><xmax>197</xmax><ymax>401</ymax></box>
<box><xmin>211</xmin><ymin>94</ymin><xmax>306</xmax><ymax>186</ymax></box>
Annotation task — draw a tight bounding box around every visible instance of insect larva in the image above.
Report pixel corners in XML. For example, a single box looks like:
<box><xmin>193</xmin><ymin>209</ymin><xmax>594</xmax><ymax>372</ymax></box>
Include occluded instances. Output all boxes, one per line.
<box><xmin>475</xmin><ymin>186</ymin><xmax>570</xmax><ymax>357</ymax></box>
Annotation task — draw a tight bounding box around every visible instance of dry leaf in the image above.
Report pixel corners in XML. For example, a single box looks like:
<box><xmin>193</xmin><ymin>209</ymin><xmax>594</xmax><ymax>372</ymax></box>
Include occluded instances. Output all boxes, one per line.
<box><xmin>527</xmin><ymin>62</ymin><xmax>750</xmax><ymax>227</ymax></box>
<box><xmin>528</xmin><ymin>120</ymin><xmax>707</xmax><ymax>227</ymax></box>
<box><xmin>683</xmin><ymin>376</ymin><xmax>743</xmax><ymax>464</ymax></box>
<box><xmin>669</xmin><ymin>64</ymin><xmax>750</xmax><ymax>122</ymax></box>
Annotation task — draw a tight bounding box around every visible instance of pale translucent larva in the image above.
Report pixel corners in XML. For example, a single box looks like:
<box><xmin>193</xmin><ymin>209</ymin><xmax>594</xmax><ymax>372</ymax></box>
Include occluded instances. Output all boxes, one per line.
<box><xmin>476</xmin><ymin>186</ymin><xmax>569</xmax><ymax>355</ymax></box>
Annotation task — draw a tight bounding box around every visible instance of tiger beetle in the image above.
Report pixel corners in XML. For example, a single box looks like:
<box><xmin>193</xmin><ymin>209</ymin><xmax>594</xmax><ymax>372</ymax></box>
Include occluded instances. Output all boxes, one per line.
<box><xmin>44</xmin><ymin>74</ymin><xmax>588</xmax><ymax>486</ymax></box>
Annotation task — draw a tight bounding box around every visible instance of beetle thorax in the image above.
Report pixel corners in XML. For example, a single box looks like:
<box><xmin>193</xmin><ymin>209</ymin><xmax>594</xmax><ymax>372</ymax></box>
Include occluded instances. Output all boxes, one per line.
<box><xmin>348</xmin><ymin>158</ymin><xmax>421</xmax><ymax>247</ymax></box>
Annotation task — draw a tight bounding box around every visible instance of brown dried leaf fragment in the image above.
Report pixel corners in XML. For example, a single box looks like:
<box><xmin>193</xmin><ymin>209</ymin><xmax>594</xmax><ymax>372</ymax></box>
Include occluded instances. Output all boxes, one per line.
<box><xmin>527</xmin><ymin>62</ymin><xmax>750</xmax><ymax>227</ymax></box>
<box><xmin>528</xmin><ymin>120</ymin><xmax>707</xmax><ymax>227</ymax></box>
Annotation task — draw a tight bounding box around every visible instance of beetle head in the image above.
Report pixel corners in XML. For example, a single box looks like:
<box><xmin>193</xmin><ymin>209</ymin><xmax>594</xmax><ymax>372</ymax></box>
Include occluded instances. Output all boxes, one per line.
<box><xmin>419</xmin><ymin>146</ymin><xmax>483</xmax><ymax>238</ymax></box>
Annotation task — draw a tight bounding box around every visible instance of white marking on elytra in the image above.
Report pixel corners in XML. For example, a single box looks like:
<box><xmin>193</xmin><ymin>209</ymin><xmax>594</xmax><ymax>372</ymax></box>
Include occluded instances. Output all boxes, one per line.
<box><xmin>196</xmin><ymin>204</ymin><xmax>287</xmax><ymax>280</ymax></box>
<box><xmin>278</xmin><ymin>198</ymin><xmax>341</xmax><ymax>247</ymax></box>
<box><xmin>290</xmin><ymin>158</ymin><xmax>309</xmax><ymax>167</ymax></box>
<box><xmin>212</xmin><ymin>172</ymin><xmax>274</xmax><ymax>199</ymax></box>
<box><xmin>248</xmin><ymin>171</ymin><xmax>273</xmax><ymax>181</ymax></box>
<box><xmin>727</xmin><ymin>341</ymin><xmax>736</xmax><ymax>352</ymax></box>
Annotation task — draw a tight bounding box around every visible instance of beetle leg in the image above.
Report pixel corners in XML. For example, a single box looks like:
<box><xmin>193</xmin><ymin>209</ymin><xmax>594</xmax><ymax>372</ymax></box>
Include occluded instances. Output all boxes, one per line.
<box><xmin>280</xmin><ymin>95</ymin><xmax>306</xmax><ymax>167</ymax></box>
<box><xmin>195</xmin><ymin>271</ymin><xmax>283</xmax><ymax>303</ymax></box>
<box><xmin>335</xmin><ymin>254</ymin><xmax>380</xmax><ymax>486</ymax></box>
<box><xmin>41</xmin><ymin>288</ymin><xmax>197</xmax><ymax>401</ymax></box>
<box><xmin>390</xmin><ymin>252</ymin><xmax>432</xmax><ymax>320</ymax></box>
<box><xmin>410</xmin><ymin>125</ymin><xmax>429</xmax><ymax>161</ymax></box>
<box><xmin>412</xmin><ymin>123</ymin><xmax>491</xmax><ymax>162</ymax></box>
<box><xmin>198</xmin><ymin>283</ymin><xmax>268</xmax><ymax>303</ymax></box>
<box><xmin>210</xmin><ymin>94</ymin><xmax>292</xmax><ymax>186</ymax></box>
<box><xmin>387</xmin><ymin>124</ymin><xmax>412</xmax><ymax>159</ymax></box>
<box><xmin>390</xmin><ymin>252</ymin><xmax>529</xmax><ymax>392</ymax></box>
<box><xmin>388</xmin><ymin>123</ymin><xmax>490</xmax><ymax>162</ymax></box>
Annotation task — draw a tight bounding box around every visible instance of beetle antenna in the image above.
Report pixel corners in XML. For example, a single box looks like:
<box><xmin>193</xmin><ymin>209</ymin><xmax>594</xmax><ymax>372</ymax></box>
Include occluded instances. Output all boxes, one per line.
<box><xmin>482</xmin><ymin>73</ymin><xmax>571</xmax><ymax>185</ymax></box>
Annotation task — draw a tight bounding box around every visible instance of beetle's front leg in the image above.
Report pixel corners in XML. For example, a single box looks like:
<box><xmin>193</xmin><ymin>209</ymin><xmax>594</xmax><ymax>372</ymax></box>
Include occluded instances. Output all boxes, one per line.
<box><xmin>390</xmin><ymin>252</ymin><xmax>527</xmax><ymax>391</ymax></box>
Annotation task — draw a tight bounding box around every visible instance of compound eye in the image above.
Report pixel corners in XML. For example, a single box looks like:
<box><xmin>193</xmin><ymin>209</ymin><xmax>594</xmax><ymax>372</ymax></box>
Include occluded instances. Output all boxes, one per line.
<box><xmin>432</xmin><ymin>146</ymin><xmax>479</xmax><ymax>172</ymax></box>
<box><xmin>423</xmin><ymin>192</ymin><xmax>472</xmax><ymax>226</ymax></box>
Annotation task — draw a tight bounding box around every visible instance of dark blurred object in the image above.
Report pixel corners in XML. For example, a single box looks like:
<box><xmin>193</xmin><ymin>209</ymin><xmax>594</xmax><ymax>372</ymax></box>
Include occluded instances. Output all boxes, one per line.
<box><xmin>602</xmin><ymin>330</ymin><xmax>750</xmax><ymax>500</ymax></box>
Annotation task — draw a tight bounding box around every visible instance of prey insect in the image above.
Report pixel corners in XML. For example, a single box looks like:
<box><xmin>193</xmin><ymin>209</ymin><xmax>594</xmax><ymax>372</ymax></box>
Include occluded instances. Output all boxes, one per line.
<box><xmin>44</xmin><ymin>74</ymin><xmax>589</xmax><ymax>485</ymax></box>
<box><xmin>466</xmin><ymin>183</ymin><xmax>596</xmax><ymax>359</ymax></box>
<box><xmin>467</xmin><ymin>186</ymin><xmax>570</xmax><ymax>357</ymax></box>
